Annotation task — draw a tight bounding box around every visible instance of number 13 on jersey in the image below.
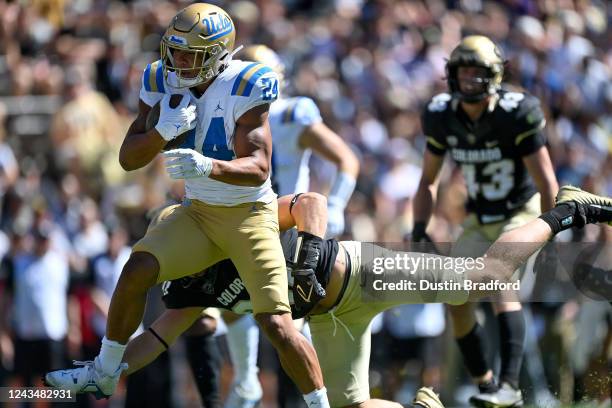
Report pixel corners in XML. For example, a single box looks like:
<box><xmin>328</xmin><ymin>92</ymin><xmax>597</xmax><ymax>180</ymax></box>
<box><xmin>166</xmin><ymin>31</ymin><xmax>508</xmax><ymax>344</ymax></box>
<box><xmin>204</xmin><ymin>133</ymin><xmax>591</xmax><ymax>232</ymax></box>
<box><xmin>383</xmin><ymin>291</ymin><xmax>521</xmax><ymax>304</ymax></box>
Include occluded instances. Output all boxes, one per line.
<box><xmin>462</xmin><ymin>159</ymin><xmax>515</xmax><ymax>201</ymax></box>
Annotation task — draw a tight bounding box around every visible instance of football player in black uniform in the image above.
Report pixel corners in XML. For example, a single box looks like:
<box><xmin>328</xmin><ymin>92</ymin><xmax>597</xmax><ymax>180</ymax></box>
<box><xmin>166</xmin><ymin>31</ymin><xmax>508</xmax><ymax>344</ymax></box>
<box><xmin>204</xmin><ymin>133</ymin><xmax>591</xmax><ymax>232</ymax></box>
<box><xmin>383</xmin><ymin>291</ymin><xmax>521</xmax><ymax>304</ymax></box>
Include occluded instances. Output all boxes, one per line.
<box><xmin>46</xmin><ymin>186</ymin><xmax>612</xmax><ymax>407</ymax></box>
<box><xmin>413</xmin><ymin>35</ymin><xmax>559</xmax><ymax>407</ymax></box>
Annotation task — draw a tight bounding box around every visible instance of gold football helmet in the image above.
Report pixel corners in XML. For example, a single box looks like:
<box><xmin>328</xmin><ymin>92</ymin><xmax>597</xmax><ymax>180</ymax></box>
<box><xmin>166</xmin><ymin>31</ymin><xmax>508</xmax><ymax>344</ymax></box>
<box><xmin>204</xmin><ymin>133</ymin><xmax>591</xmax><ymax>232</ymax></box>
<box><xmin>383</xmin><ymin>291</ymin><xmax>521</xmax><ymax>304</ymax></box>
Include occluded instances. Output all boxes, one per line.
<box><xmin>161</xmin><ymin>3</ymin><xmax>237</xmax><ymax>88</ymax></box>
<box><xmin>241</xmin><ymin>44</ymin><xmax>286</xmax><ymax>87</ymax></box>
<box><xmin>446</xmin><ymin>35</ymin><xmax>505</xmax><ymax>102</ymax></box>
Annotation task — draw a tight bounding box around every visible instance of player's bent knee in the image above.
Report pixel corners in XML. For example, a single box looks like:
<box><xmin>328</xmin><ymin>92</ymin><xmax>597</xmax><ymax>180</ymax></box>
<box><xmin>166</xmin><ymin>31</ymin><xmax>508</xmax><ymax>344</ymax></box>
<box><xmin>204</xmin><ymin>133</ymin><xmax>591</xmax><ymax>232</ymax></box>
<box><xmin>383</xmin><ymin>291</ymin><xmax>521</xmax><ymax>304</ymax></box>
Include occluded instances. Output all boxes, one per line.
<box><xmin>119</xmin><ymin>252</ymin><xmax>160</xmax><ymax>290</ymax></box>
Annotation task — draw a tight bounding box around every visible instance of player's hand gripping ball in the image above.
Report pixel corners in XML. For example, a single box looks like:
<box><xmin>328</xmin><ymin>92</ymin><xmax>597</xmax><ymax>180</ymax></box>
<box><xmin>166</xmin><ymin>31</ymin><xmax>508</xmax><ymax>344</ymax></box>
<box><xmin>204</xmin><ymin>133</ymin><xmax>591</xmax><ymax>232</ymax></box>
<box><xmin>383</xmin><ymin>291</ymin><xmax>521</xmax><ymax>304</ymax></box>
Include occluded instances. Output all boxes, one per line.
<box><xmin>146</xmin><ymin>94</ymin><xmax>196</xmax><ymax>150</ymax></box>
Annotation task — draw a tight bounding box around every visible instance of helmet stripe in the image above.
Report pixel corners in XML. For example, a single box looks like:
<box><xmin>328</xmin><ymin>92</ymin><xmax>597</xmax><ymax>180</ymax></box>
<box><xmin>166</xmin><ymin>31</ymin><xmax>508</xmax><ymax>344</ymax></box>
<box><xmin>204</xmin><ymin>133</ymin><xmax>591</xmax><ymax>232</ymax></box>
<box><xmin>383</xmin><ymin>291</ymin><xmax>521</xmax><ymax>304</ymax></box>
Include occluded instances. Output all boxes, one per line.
<box><xmin>232</xmin><ymin>62</ymin><xmax>259</xmax><ymax>95</ymax></box>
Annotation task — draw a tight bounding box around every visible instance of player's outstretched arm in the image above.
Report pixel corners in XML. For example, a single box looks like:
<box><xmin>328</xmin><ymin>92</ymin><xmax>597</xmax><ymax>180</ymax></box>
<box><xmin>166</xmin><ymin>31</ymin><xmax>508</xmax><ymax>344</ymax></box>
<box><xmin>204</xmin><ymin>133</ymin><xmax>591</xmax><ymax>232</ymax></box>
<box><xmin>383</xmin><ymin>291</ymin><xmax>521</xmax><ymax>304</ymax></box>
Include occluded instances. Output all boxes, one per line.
<box><xmin>123</xmin><ymin>307</ymin><xmax>203</xmax><ymax>375</ymax></box>
<box><xmin>467</xmin><ymin>186</ymin><xmax>612</xmax><ymax>299</ymax></box>
<box><xmin>466</xmin><ymin>217</ymin><xmax>553</xmax><ymax>300</ymax></box>
<box><xmin>277</xmin><ymin>192</ymin><xmax>328</xmax><ymax>236</ymax></box>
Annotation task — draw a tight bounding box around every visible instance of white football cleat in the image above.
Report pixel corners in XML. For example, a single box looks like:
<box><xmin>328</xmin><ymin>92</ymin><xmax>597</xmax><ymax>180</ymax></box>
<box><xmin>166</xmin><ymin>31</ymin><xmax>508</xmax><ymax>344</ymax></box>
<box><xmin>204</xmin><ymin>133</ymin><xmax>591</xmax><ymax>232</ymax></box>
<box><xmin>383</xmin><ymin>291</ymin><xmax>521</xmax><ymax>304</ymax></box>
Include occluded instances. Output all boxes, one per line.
<box><xmin>44</xmin><ymin>358</ymin><xmax>128</xmax><ymax>400</ymax></box>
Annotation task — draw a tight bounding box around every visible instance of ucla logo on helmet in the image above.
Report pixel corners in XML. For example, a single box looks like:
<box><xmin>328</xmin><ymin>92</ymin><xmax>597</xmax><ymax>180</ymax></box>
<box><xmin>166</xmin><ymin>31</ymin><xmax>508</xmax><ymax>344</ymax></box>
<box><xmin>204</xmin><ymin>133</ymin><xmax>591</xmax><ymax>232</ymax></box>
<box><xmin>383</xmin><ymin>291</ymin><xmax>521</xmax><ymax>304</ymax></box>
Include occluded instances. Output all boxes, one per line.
<box><xmin>168</xmin><ymin>35</ymin><xmax>187</xmax><ymax>45</ymax></box>
<box><xmin>202</xmin><ymin>13</ymin><xmax>232</xmax><ymax>37</ymax></box>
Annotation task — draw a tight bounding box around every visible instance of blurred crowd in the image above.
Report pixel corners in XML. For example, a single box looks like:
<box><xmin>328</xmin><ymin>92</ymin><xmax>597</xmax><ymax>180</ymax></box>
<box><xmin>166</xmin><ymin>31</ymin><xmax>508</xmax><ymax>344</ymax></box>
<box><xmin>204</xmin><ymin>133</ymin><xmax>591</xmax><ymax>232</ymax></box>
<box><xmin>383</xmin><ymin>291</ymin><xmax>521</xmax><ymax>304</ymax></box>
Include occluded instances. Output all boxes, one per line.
<box><xmin>0</xmin><ymin>0</ymin><xmax>610</xmax><ymax>407</ymax></box>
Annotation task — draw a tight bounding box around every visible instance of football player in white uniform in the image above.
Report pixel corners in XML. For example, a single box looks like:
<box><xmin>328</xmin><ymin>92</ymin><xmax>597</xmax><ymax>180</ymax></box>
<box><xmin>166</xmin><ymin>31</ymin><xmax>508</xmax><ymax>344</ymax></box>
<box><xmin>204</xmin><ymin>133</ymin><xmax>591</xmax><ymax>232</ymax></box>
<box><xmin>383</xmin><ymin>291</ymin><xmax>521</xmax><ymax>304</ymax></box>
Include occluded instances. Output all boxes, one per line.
<box><xmin>44</xmin><ymin>4</ymin><xmax>331</xmax><ymax>407</ymax></box>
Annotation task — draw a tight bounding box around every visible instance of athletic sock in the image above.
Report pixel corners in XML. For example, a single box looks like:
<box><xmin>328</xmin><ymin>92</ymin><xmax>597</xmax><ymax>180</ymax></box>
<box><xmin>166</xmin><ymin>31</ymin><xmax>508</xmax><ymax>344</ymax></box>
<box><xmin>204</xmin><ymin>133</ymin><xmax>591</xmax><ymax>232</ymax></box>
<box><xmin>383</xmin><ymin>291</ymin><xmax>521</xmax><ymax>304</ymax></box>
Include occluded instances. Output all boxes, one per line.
<box><xmin>498</xmin><ymin>310</ymin><xmax>525</xmax><ymax>389</ymax></box>
<box><xmin>303</xmin><ymin>387</ymin><xmax>330</xmax><ymax>408</ymax></box>
<box><xmin>98</xmin><ymin>336</ymin><xmax>127</xmax><ymax>376</ymax></box>
<box><xmin>456</xmin><ymin>323</ymin><xmax>491</xmax><ymax>380</ymax></box>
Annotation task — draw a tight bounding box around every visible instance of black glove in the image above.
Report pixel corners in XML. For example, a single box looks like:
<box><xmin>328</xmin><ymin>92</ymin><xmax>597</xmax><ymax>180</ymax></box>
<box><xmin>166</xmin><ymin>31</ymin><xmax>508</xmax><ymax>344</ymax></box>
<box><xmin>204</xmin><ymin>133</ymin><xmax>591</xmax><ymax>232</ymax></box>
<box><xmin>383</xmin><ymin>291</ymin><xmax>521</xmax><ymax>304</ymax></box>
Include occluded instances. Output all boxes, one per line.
<box><xmin>290</xmin><ymin>231</ymin><xmax>327</xmax><ymax>318</ymax></box>
<box><xmin>291</xmin><ymin>266</ymin><xmax>326</xmax><ymax>318</ymax></box>
<box><xmin>411</xmin><ymin>222</ymin><xmax>432</xmax><ymax>242</ymax></box>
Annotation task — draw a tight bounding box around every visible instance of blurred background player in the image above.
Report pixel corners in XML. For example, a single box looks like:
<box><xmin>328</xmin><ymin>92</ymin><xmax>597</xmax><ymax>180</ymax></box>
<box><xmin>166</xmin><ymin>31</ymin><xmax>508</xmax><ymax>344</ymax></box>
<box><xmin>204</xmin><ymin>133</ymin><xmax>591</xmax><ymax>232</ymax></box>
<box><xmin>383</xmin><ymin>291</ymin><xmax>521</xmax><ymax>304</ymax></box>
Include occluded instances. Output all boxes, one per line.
<box><xmin>413</xmin><ymin>35</ymin><xmax>559</xmax><ymax>407</ymax></box>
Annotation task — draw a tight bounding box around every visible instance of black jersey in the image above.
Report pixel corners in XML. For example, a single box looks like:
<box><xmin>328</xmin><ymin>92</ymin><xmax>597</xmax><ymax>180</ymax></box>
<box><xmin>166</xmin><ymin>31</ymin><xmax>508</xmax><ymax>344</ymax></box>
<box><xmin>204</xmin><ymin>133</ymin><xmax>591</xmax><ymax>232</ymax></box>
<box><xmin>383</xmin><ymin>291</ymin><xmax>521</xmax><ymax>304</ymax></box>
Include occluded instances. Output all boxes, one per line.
<box><xmin>161</xmin><ymin>229</ymin><xmax>339</xmax><ymax>317</ymax></box>
<box><xmin>422</xmin><ymin>90</ymin><xmax>546</xmax><ymax>223</ymax></box>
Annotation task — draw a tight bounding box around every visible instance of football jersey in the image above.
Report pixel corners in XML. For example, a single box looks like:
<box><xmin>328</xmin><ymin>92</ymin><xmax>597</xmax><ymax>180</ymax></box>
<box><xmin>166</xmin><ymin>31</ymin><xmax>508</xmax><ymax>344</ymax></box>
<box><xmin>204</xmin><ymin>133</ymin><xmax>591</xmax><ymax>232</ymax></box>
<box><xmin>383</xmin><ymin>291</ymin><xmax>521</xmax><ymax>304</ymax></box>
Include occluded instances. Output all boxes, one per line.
<box><xmin>161</xmin><ymin>229</ymin><xmax>339</xmax><ymax>318</ymax></box>
<box><xmin>268</xmin><ymin>97</ymin><xmax>322</xmax><ymax>195</ymax></box>
<box><xmin>422</xmin><ymin>90</ymin><xmax>546</xmax><ymax>222</ymax></box>
<box><xmin>139</xmin><ymin>59</ymin><xmax>279</xmax><ymax>205</ymax></box>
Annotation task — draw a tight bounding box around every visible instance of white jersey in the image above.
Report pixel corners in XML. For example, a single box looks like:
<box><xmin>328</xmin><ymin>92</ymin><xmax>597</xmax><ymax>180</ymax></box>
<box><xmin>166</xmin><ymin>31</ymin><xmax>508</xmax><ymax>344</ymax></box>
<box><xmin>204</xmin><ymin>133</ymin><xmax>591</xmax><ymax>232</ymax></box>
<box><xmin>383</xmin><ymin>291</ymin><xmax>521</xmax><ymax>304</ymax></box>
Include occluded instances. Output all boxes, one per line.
<box><xmin>139</xmin><ymin>59</ymin><xmax>279</xmax><ymax>205</ymax></box>
<box><xmin>268</xmin><ymin>97</ymin><xmax>322</xmax><ymax>196</ymax></box>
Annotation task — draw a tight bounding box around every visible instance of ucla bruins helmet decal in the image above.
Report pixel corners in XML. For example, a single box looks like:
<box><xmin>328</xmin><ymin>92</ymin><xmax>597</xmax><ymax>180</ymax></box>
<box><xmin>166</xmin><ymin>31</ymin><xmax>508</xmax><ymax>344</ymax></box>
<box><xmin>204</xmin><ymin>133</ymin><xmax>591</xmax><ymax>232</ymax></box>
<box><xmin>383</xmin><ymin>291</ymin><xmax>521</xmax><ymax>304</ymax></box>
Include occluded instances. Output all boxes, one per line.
<box><xmin>446</xmin><ymin>35</ymin><xmax>505</xmax><ymax>103</ymax></box>
<box><xmin>161</xmin><ymin>3</ymin><xmax>237</xmax><ymax>88</ymax></box>
<box><xmin>241</xmin><ymin>44</ymin><xmax>286</xmax><ymax>87</ymax></box>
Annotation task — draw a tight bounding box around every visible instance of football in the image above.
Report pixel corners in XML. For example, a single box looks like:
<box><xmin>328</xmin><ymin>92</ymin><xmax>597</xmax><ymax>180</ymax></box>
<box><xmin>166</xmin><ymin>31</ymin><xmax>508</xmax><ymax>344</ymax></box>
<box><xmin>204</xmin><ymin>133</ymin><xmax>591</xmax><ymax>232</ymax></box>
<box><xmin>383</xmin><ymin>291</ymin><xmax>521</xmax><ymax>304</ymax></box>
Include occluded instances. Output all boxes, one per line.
<box><xmin>146</xmin><ymin>93</ymin><xmax>190</xmax><ymax>151</ymax></box>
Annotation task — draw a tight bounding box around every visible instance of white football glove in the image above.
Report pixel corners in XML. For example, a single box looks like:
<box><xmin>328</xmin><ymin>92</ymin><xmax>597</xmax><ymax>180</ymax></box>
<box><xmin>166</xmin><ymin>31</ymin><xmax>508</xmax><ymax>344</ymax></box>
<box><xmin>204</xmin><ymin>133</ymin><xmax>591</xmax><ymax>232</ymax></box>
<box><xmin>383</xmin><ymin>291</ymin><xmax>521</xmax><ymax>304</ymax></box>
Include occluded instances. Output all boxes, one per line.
<box><xmin>155</xmin><ymin>94</ymin><xmax>197</xmax><ymax>142</ymax></box>
<box><xmin>325</xmin><ymin>201</ymin><xmax>346</xmax><ymax>238</ymax></box>
<box><xmin>163</xmin><ymin>149</ymin><xmax>213</xmax><ymax>179</ymax></box>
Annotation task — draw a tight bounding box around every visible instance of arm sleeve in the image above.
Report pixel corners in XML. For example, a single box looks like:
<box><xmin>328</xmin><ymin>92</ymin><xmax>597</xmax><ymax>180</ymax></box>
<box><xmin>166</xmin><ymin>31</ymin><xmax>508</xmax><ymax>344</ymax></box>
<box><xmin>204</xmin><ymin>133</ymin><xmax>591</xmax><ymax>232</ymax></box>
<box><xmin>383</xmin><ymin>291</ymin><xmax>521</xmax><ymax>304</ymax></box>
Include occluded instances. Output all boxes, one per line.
<box><xmin>514</xmin><ymin>95</ymin><xmax>546</xmax><ymax>156</ymax></box>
